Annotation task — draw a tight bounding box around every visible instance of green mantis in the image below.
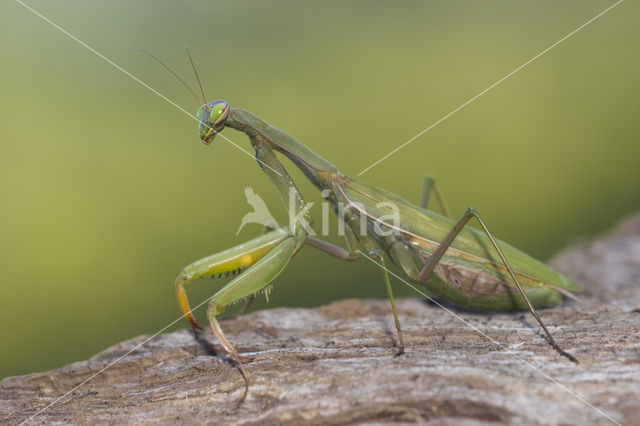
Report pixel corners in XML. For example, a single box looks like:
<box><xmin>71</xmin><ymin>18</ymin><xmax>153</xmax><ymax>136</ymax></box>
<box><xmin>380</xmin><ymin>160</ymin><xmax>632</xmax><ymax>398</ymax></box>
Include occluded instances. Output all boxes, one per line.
<box><xmin>175</xmin><ymin>99</ymin><xmax>582</xmax><ymax>401</ymax></box>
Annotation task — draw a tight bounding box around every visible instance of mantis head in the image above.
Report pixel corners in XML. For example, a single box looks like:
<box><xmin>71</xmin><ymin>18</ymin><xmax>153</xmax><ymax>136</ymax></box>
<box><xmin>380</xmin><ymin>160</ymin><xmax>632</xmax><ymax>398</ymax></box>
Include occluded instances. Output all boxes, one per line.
<box><xmin>197</xmin><ymin>100</ymin><xmax>230</xmax><ymax>144</ymax></box>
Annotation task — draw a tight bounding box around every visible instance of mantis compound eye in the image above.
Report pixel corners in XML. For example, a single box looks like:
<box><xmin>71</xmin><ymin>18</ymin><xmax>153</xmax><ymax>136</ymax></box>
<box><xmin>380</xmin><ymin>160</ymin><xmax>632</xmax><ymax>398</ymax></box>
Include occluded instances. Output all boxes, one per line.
<box><xmin>198</xmin><ymin>100</ymin><xmax>230</xmax><ymax>144</ymax></box>
<box><xmin>209</xmin><ymin>101</ymin><xmax>229</xmax><ymax>125</ymax></box>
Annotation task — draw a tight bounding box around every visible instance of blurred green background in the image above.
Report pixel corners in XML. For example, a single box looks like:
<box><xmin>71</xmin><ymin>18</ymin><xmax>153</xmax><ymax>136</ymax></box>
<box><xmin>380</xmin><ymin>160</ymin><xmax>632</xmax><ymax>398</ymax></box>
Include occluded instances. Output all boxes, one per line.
<box><xmin>1</xmin><ymin>1</ymin><xmax>638</xmax><ymax>380</ymax></box>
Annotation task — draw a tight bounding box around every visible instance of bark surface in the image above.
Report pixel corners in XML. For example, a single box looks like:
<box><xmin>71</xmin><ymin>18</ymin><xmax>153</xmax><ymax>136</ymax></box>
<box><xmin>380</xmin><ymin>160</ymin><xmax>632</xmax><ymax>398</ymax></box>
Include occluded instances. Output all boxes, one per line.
<box><xmin>2</xmin><ymin>215</ymin><xmax>640</xmax><ymax>425</ymax></box>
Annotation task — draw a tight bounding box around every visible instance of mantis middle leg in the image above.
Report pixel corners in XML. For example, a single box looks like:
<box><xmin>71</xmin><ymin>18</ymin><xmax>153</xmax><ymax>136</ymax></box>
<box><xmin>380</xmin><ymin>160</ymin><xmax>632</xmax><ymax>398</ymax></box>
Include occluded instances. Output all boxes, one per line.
<box><xmin>416</xmin><ymin>207</ymin><xmax>578</xmax><ymax>363</ymax></box>
<box><xmin>306</xmin><ymin>228</ymin><xmax>405</xmax><ymax>354</ymax></box>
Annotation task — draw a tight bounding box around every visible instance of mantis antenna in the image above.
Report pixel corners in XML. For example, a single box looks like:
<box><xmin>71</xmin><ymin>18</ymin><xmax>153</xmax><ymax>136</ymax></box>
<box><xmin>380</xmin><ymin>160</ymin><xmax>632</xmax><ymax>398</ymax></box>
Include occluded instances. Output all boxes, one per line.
<box><xmin>132</xmin><ymin>48</ymin><xmax>203</xmax><ymax>107</ymax></box>
<box><xmin>185</xmin><ymin>46</ymin><xmax>207</xmax><ymax>105</ymax></box>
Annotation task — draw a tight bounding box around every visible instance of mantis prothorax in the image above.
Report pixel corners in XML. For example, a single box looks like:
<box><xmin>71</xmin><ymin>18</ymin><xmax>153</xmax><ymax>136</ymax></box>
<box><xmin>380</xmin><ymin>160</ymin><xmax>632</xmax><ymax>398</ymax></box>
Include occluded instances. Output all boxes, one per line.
<box><xmin>175</xmin><ymin>99</ymin><xmax>582</xmax><ymax>402</ymax></box>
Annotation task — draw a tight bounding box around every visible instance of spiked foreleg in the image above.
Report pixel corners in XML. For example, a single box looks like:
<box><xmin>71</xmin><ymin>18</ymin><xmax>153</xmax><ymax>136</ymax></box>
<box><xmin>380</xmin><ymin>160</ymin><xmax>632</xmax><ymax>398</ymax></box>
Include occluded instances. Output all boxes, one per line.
<box><xmin>207</xmin><ymin>234</ymin><xmax>304</xmax><ymax>401</ymax></box>
<box><xmin>175</xmin><ymin>229</ymin><xmax>290</xmax><ymax>332</ymax></box>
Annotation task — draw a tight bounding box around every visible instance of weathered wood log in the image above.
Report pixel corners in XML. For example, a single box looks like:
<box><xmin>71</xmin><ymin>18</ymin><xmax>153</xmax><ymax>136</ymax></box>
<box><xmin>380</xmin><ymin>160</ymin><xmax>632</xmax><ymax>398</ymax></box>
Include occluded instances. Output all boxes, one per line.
<box><xmin>2</xmin><ymin>215</ymin><xmax>640</xmax><ymax>425</ymax></box>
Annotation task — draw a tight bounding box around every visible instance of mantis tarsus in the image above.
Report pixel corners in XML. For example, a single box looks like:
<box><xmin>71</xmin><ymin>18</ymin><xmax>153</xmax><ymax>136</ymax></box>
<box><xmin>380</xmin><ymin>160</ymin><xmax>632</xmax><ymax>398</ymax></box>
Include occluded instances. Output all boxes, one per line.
<box><xmin>174</xmin><ymin>98</ymin><xmax>582</xmax><ymax>402</ymax></box>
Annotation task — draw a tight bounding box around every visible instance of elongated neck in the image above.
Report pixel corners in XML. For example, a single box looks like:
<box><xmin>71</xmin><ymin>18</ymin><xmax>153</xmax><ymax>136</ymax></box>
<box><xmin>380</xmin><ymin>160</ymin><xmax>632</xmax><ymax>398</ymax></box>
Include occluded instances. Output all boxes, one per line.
<box><xmin>227</xmin><ymin>108</ymin><xmax>338</xmax><ymax>186</ymax></box>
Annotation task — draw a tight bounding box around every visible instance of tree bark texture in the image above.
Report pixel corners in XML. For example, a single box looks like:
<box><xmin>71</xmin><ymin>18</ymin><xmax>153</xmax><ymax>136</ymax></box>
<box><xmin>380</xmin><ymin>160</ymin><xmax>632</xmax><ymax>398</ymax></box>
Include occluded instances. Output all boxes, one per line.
<box><xmin>2</xmin><ymin>214</ymin><xmax>640</xmax><ymax>425</ymax></box>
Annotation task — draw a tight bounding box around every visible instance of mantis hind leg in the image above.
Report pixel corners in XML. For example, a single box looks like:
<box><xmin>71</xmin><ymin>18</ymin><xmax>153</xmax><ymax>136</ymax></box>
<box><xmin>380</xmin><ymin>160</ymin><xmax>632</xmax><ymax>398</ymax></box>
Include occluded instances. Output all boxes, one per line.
<box><xmin>416</xmin><ymin>207</ymin><xmax>578</xmax><ymax>363</ymax></box>
<box><xmin>421</xmin><ymin>176</ymin><xmax>451</xmax><ymax>218</ymax></box>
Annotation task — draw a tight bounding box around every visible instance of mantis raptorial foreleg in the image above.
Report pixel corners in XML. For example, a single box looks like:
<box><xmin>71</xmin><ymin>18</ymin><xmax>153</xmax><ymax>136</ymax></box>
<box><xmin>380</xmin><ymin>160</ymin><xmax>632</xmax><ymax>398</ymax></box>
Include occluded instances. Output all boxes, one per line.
<box><xmin>175</xmin><ymin>123</ymin><xmax>315</xmax><ymax>401</ymax></box>
<box><xmin>238</xmin><ymin>294</ymin><xmax>256</xmax><ymax>315</ymax></box>
<box><xmin>207</xmin><ymin>234</ymin><xmax>304</xmax><ymax>400</ymax></box>
<box><xmin>420</xmin><ymin>176</ymin><xmax>451</xmax><ymax>218</ymax></box>
<box><xmin>175</xmin><ymin>227</ymin><xmax>303</xmax><ymax>401</ymax></box>
<box><xmin>233</xmin><ymin>227</ymin><xmax>282</xmax><ymax>315</ymax></box>
<box><xmin>416</xmin><ymin>207</ymin><xmax>578</xmax><ymax>363</ymax></box>
<box><xmin>175</xmin><ymin>229</ymin><xmax>290</xmax><ymax>332</ymax></box>
<box><xmin>214</xmin><ymin>226</ymin><xmax>284</xmax><ymax>320</ymax></box>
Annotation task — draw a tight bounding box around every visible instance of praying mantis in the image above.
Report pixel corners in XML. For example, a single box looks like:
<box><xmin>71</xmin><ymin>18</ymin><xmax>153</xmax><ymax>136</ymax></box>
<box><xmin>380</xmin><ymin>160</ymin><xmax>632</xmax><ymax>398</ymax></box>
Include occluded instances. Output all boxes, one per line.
<box><xmin>174</xmin><ymin>96</ymin><xmax>581</xmax><ymax>401</ymax></box>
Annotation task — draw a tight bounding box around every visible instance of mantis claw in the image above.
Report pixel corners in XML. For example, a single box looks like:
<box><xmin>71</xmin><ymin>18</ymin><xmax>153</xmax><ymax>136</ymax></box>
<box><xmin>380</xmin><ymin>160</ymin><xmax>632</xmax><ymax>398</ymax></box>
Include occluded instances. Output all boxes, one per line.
<box><xmin>394</xmin><ymin>346</ymin><xmax>405</xmax><ymax>357</ymax></box>
<box><xmin>190</xmin><ymin>324</ymin><xmax>205</xmax><ymax>341</ymax></box>
<box><xmin>551</xmin><ymin>342</ymin><xmax>579</xmax><ymax>364</ymax></box>
<box><xmin>230</xmin><ymin>353</ymin><xmax>250</xmax><ymax>403</ymax></box>
<box><xmin>236</xmin><ymin>354</ymin><xmax>255</xmax><ymax>363</ymax></box>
